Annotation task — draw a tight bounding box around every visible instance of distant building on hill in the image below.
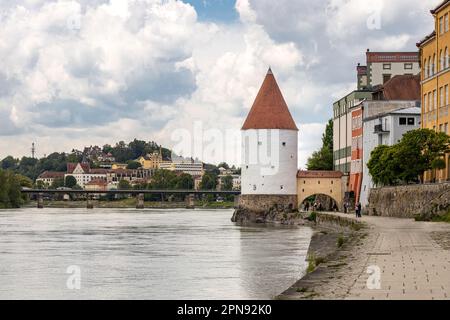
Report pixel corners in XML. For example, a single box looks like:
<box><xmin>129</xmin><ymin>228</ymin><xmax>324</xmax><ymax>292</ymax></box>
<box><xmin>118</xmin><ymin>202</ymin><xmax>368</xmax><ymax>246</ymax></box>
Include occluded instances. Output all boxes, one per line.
<box><xmin>159</xmin><ymin>156</ymin><xmax>204</xmax><ymax>176</ymax></box>
<box><xmin>36</xmin><ymin>171</ymin><xmax>65</xmax><ymax>187</ymax></box>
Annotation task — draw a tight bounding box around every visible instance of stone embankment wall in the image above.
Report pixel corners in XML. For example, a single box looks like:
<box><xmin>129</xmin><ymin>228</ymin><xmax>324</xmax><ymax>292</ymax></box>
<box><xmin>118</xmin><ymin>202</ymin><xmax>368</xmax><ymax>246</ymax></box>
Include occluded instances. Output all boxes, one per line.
<box><xmin>315</xmin><ymin>212</ymin><xmax>363</xmax><ymax>232</ymax></box>
<box><xmin>367</xmin><ymin>183</ymin><xmax>450</xmax><ymax>218</ymax></box>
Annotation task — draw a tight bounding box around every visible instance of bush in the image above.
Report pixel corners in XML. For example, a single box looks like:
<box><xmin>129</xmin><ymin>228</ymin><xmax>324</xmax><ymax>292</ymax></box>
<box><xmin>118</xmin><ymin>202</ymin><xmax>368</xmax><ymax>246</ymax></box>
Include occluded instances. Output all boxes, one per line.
<box><xmin>307</xmin><ymin>211</ymin><xmax>317</xmax><ymax>222</ymax></box>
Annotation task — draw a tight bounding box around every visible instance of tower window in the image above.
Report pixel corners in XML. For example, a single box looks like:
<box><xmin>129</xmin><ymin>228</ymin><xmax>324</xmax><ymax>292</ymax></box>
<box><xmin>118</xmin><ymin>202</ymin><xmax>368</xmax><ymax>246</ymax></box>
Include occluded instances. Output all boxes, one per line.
<box><xmin>253</xmin><ymin>185</ymin><xmax>256</xmax><ymax>191</ymax></box>
<box><xmin>282</xmin><ymin>142</ymin><xmax>286</xmax><ymax>146</ymax></box>
<box><xmin>280</xmin><ymin>185</ymin><xmax>284</xmax><ymax>190</ymax></box>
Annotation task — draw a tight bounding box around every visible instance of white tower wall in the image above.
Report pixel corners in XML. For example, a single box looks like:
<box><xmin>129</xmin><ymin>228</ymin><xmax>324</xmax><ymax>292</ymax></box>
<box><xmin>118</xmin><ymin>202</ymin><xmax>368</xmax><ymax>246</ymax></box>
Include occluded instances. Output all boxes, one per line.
<box><xmin>241</xmin><ymin>129</ymin><xmax>298</xmax><ymax>195</ymax></box>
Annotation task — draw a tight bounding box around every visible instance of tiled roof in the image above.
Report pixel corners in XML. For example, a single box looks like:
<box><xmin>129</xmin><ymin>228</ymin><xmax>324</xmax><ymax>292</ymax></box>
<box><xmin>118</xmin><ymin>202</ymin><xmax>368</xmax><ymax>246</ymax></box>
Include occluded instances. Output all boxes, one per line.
<box><xmin>38</xmin><ymin>171</ymin><xmax>65</xmax><ymax>179</ymax></box>
<box><xmin>86</xmin><ymin>179</ymin><xmax>107</xmax><ymax>186</ymax></box>
<box><xmin>297</xmin><ymin>170</ymin><xmax>343</xmax><ymax>179</ymax></box>
<box><xmin>376</xmin><ymin>74</ymin><xmax>421</xmax><ymax>100</ymax></box>
<box><xmin>431</xmin><ymin>0</ymin><xmax>450</xmax><ymax>14</ymax></box>
<box><xmin>67</xmin><ymin>162</ymin><xmax>90</xmax><ymax>174</ymax></box>
<box><xmin>366</xmin><ymin>52</ymin><xmax>419</xmax><ymax>63</ymax></box>
<box><xmin>242</xmin><ymin>68</ymin><xmax>298</xmax><ymax>131</ymax></box>
<box><xmin>416</xmin><ymin>31</ymin><xmax>436</xmax><ymax>48</ymax></box>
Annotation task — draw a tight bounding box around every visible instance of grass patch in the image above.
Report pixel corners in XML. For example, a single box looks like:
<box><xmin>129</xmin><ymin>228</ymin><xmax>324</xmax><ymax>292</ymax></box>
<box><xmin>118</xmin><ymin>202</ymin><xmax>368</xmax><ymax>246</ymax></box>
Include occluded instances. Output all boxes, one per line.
<box><xmin>307</xmin><ymin>254</ymin><xmax>326</xmax><ymax>273</ymax></box>
<box><xmin>296</xmin><ymin>287</ymin><xmax>308</xmax><ymax>293</ymax></box>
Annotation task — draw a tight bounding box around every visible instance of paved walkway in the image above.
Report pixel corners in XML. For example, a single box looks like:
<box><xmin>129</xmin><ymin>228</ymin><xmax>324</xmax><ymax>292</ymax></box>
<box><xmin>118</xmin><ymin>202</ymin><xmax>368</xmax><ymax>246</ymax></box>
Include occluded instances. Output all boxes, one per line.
<box><xmin>345</xmin><ymin>214</ymin><xmax>450</xmax><ymax>300</ymax></box>
<box><xmin>280</xmin><ymin>212</ymin><xmax>450</xmax><ymax>300</ymax></box>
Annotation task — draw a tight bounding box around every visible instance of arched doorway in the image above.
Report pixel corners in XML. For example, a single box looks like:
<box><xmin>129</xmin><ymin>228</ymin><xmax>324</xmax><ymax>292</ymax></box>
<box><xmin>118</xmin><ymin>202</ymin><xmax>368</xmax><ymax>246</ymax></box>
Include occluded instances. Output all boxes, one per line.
<box><xmin>300</xmin><ymin>194</ymin><xmax>339</xmax><ymax>212</ymax></box>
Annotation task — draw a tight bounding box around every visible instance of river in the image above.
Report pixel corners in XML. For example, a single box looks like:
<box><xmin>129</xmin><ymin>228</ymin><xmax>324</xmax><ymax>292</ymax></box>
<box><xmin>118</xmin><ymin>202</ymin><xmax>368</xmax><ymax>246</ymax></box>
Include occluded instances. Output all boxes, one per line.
<box><xmin>0</xmin><ymin>208</ymin><xmax>312</xmax><ymax>300</ymax></box>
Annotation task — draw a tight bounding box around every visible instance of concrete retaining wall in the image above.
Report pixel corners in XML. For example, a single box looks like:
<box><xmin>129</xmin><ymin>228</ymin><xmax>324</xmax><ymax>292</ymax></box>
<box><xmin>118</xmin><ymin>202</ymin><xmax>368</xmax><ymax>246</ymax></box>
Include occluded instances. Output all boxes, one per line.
<box><xmin>367</xmin><ymin>183</ymin><xmax>450</xmax><ymax>218</ymax></box>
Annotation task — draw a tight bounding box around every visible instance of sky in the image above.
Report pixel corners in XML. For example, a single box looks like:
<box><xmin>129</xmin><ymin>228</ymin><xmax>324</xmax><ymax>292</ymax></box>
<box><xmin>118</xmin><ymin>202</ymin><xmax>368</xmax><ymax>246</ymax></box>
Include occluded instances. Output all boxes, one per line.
<box><xmin>0</xmin><ymin>0</ymin><xmax>443</xmax><ymax>168</ymax></box>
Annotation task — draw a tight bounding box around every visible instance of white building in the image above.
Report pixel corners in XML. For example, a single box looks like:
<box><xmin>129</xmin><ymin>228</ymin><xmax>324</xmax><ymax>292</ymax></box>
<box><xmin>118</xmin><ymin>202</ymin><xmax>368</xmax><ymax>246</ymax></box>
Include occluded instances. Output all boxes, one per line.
<box><xmin>240</xmin><ymin>68</ymin><xmax>298</xmax><ymax>210</ymax></box>
<box><xmin>159</xmin><ymin>157</ymin><xmax>204</xmax><ymax>176</ymax></box>
<box><xmin>65</xmin><ymin>163</ymin><xmax>107</xmax><ymax>188</ymax></box>
<box><xmin>359</xmin><ymin>106</ymin><xmax>421</xmax><ymax>207</ymax></box>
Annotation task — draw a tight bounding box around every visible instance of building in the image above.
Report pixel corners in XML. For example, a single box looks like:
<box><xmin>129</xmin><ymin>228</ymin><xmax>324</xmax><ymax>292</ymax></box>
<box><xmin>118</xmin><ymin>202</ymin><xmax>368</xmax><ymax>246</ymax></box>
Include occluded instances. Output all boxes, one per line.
<box><xmin>348</xmin><ymin>75</ymin><xmax>421</xmax><ymax>204</ymax></box>
<box><xmin>136</xmin><ymin>148</ymin><xmax>168</xmax><ymax>170</ymax></box>
<box><xmin>218</xmin><ymin>174</ymin><xmax>241</xmax><ymax>191</ymax></box>
<box><xmin>36</xmin><ymin>171</ymin><xmax>65</xmax><ymax>187</ymax></box>
<box><xmin>359</xmin><ymin>106</ymin><xmax>421</xmax><ymax>207</ymax></box>
<box><xmin>111</xmin><ymin>163</ymin><xmax>128</xmax><ymax>170</ymax></box>
<box><xmin>65</xmin><ymin>163</ymin><xmax>107</xmax><ymax>188</ymax></box>
<box><xmin>417</xmin><ymin>0</ymin><xmax>450</xmax><ymax>182</ymax></box>
<box><xmin>239</xmin><ymin>68</ymin><xmax>299</xmax><ymax>212</ymax></box>
<box><xmin>85</xmin><ymin>179</ymin><xmax>108</xmax><ymax>192</ymax></box>
<box><xmin>106</xmin><ymin>168</ymin><xmax>154</xmax><ymax>187</ymax></box>
<box><xmin>333</xmin><ymin>50</ymin><xmax>420</xmax><ymax>174</ymax></box>
<box><xmin>297</xmin><ymin>170</ymin><xmax>345</xmax><ymax>210</ymax></box>
<box><xmin>159</xmin><ymin>157</ymin><xmax>204</xmax><ymax>176</ymax></box>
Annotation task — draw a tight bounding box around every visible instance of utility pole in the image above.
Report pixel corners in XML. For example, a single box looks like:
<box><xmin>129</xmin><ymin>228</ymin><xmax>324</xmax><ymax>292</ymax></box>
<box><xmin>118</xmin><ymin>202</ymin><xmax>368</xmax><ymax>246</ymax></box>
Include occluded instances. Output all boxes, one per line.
<box><xmin>31</xmin><ymin>142</ymin><xmax>36</xmax><ymax>159</ymax></box>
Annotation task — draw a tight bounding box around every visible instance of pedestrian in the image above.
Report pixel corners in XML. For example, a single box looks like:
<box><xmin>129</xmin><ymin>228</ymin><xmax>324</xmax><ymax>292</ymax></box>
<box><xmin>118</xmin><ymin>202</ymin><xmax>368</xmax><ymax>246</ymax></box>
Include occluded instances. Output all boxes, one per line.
<box><xmin>355</xmin><ymin>204</ymin><xmax>359</xmax><ymax>218</ymax></box>
<box><xmin>357</xmin><ymin>203</ymin><xmax>362</xmax><ymax>218</ymax></box>
<box><xmin>344</xmin><ymin>202</ymin><xmax>348</xmax><ymax>214</ymax></box>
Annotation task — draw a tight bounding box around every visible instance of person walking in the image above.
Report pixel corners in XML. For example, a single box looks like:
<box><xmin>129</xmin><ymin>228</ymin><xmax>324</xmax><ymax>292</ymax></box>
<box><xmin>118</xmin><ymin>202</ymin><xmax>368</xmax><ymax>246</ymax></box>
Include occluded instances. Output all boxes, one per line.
<box><xmin>343</xmin><ymin>202</ymin><xmax>348</xmax><ymax>214</ymax></box>
<box><xmin>355</xmin><ymin>202</ymin><xmax>362</xmax><ymax>218</ymax></box>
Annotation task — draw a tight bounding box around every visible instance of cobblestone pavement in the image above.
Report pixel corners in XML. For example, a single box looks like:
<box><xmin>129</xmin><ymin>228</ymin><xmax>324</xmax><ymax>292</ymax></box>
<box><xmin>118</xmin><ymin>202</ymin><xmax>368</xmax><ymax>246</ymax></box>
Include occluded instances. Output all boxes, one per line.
<box><xmin>347</xmin><ymin>214</ymin><xmax>450</xmax><ymax>300</ymax></box>
<box><xmin>279</xmin><ymin>213</ymin><xmax>450</xmax><ymax>300</ymax></box>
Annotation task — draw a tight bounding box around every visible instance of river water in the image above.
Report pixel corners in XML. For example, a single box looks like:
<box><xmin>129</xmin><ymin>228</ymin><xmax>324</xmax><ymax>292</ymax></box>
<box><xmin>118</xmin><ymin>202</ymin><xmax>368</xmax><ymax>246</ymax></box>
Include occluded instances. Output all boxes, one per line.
<box><xmin>0</xmin><ymin>208</ymin><xmax>312</xmax><ymax>300</ymax></box>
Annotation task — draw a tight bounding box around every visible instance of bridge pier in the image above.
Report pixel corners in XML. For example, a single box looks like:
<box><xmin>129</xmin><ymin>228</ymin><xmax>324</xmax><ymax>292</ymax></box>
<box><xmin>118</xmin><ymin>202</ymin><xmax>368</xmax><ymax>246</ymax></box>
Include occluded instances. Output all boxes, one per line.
<box><xmin>87</xmin><ymin>195</ymin><xmax>94</xmax><ymax>209</ymax></box>
<box><xmin>37</xmin><ymin>193</ymin><xmax>44</xmax><ymax>209</ymax></box>
<box><xmin>136</xmin><ymin>193</ymin><xmax>145</xmax><ymax>209</ymax></box>
<box><xmin>186</xmin><ymin>194</ymin><xmax>195</xmax><ymax>209</ymax></box>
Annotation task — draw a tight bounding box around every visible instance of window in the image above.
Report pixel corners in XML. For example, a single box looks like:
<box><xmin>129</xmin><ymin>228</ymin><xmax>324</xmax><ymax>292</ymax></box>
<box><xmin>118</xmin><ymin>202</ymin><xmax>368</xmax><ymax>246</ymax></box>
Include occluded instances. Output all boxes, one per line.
<box><xmin>383</xmin><ymin>63</ymin><xmax>391</xmax><ymax>70</ymax></box>
<box><xmin>429</xmin><ymin>92</ymin><xmax>432</xmax><ymax>111</ymax></box>
<box><xmin>399</xmin><ymin>117</ymin><xmax>407</xmax><ymax>125</ymax></box>
<box><xmin>446</xmin><ymin>48</ymin><xmax>449</xmax><ymax>69</ymax></box>
<box><xmin>440</xmin><ymin>16</ymin><xmax>444</xmax><ymax>34</ymax></box>
<box><xmin>424</xmin><ymin>59</ymin><xmax>428</xmax><ymax>78</ymax></box>
<box><xmin>280</xmin><ymin>185</ymin><xmax>284</xmax><ymax>190</ymax></box>
<box><xmin>446</xmin><ymin>85</ymin><xmax>449</xmax><ymax>106</ymax></box>
<box><xmin>405</xmin><ymin>63</ymin><xmax>413</xmax><ymax>70</ymax></box>
<box><xmin>433</xmin><ymin>54</ymin><xmax>437</xmax><ymax>75</ymax></box>
<box><xmin>383</xmin><ymin>74</ymin><xmax>391</xmax><ymax>83</ymax></box>
<box><xmin>407</xmin><ymin>118</ymin><xmax>415</xmax><ymax>125</ymax></box>
<box><xmin>441</xmin><ymin>87</ymin><xmax>444</xmax><ymax>107</ymax></box>
<box><xmin>440</xmin><ymin>124</ymin><xmax>444</xmax><ymax>132</ymax></box>
<box><xmin>445</xmin><ymin>123</ymin><xmax>448</xmax><ymax>134</ymax></box>
<box><xmin>434</xmin><ymin>90</ymin><xmax>438</xmax><ymax>109</ymax></box>
<box><xmin>441</xmin><ymin>50</ymin><xmax>444</xmax><ymax>71</ymax></box>
<box><xmin>282</xmin><ymin>142</ymin><xmax>286</xmax><ymax>147</ymax></box>
<box><xmin>424</xmin><ymin>94</ymin><xmax>427</xmax><ymax>112</ymax></box>
<box><xmin>446</xmin><ymin>14</ymin><xmax>449</xmax><ymax>32</ymax></box>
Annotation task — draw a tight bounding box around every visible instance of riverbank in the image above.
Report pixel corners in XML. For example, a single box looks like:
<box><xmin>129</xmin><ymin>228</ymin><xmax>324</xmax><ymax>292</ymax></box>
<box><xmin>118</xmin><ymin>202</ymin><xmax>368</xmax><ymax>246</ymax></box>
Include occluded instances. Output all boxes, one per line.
<box><xmin>23</xmin><ymin>199</ymin><xmax>235</xmax><ymax>209</ymax></box>
<box><xmin>279</xmin><ymin>212</ymin><xmax>450</xmax><ymax>300</ymax></box>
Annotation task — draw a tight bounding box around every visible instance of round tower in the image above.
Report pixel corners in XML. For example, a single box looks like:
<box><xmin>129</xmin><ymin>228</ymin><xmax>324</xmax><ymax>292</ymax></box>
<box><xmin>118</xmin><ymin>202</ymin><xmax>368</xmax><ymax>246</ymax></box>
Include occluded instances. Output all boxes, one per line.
<box><xmin>239</xmin><ymin>68</ymin><xmax>299</xmax><ymax>214</ymax></box>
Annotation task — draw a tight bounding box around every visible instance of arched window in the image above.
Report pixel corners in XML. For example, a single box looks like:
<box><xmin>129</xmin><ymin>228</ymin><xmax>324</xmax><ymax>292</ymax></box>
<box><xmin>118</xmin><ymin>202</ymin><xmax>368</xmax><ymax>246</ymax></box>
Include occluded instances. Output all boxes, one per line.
<box><xmin>433</xmin><ymin>54</ymin><xmax>437</xmax><ymax>75</ymax></box>
<box><xmin>425</xmin><ymin>59</ymin><xmax>429</xmax><ymax>78</ymax></box>
<box><xmin>428</xmin><ymin>57</ymin><xmax>432</xmax><ymax>77</ymax></box>
<box><xmin>440</xmin><ymin>50</ymin><xmax>444</xmax><ymax>71</ymax></box>
<box><xmin>445</xmin><ymin>47</ymin><xmax>449</xmax><ymax>69</ymax></box>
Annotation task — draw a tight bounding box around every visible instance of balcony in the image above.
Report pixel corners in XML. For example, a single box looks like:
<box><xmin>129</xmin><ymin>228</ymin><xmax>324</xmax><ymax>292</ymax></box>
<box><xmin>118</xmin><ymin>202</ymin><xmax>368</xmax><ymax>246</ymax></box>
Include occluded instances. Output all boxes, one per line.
<box><xmin>374</xmin><ymin>124</ymin><xmax>389</xmax><ymax>134</ymax></box>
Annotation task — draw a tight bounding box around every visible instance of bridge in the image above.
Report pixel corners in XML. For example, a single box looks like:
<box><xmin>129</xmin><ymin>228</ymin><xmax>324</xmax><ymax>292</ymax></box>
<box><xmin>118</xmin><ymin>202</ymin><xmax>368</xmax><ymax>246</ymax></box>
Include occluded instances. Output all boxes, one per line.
<box><xmin>21</xmin><ymin>189</ymin><xmax>241</xmax><ymax>209</ymax></box>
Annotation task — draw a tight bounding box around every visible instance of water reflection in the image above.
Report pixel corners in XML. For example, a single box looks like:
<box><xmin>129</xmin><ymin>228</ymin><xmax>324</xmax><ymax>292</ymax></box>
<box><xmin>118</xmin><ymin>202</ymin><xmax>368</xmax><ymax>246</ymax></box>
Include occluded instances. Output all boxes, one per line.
<box><xmin>0</xmin><ymin>208</ymin><xmax>312</xmax><ymax>300</ymax></box>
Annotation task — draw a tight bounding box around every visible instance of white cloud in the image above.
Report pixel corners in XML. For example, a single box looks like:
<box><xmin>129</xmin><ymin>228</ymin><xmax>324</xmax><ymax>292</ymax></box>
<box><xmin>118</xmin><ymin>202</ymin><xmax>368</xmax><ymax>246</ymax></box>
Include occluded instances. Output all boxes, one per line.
<box><xmin>0</xmin><ymin>0</ymin><xmax>441</xmax><ymax>168</ymax></box>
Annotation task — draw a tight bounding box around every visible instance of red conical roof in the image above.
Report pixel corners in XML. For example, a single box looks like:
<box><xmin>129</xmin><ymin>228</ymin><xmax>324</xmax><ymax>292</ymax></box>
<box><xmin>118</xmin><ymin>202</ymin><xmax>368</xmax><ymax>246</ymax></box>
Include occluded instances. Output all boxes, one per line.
<box><xmin>242</xmin><ymin>68</ymin><xmax>298</xmax><ymax>131</ymax></box>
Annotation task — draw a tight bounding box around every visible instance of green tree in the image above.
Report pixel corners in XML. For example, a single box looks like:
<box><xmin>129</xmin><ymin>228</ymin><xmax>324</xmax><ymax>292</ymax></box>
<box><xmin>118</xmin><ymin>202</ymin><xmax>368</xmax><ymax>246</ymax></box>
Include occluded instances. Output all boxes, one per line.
<box><xmin>126</xmin><ymin>160</ymin><xmax>142</xmax><ymax>170</ymax></box>
<box><xmin>175</xmin><ymin>173</ymin><xmax>194</xmax><ymax>190</ymax></box>
<box><xmin>217</xmin><ymin>162</ymin><xmax>229</xmax><ymax>170</ymax></box>
<box><xmin>1</xmin><ymin>156</ymin><xmax>18</xmax><ymax>170</ymax></box>
<box><xmin>65</xmin><ymin>175</ymin><xmax>77</xmax><ymax>188</ymax></box>
<box><xmin>221</xmin><ymin>175</ymin><xmax>234</xmax><ymax>191</ymax></box>
<box><xmin>368</xmin><ymin>129</ymin><xmax>450</xmax><ymax>186</ymax></box>
<box><xmin>51</xmin><ymin>178</ymin><xmax>65</xmax><ymax>189</ymax></box>
<box><xmin>0</xmin><ymin>169</ymin><xmax>23</xmax><ymax>208</ymax></box>
<box><xmin>15</xmin><ymin>174</ymin><xmax>33</xmax><ymax>188</ymax></box>
<box><xmin>306</xmin><ymin>119</ymin><xmax>333</xmax><ymax>170</ymax></box>
<box><xmin>149</xmin><ymin>170</ymin><xmax>177</xmax><ymax>189</ymax></box>
<box><xmin>118</xmin><ymin>179</ymin><xmax>132</xmax><ymax>190</ymax></box>
<box><xmin>200</xmin><ymin>172</ymin><xmax>218</xmax><ymax>190</ymax></box>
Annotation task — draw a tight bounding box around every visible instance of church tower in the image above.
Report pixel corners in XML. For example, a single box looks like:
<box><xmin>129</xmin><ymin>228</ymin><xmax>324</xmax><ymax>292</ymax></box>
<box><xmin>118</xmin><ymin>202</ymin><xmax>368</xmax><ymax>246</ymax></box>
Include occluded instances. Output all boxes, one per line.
<box><xmin>239</xmin><ymin>68</ymin><xmax>299</xmax><ymax>213</ymax></box>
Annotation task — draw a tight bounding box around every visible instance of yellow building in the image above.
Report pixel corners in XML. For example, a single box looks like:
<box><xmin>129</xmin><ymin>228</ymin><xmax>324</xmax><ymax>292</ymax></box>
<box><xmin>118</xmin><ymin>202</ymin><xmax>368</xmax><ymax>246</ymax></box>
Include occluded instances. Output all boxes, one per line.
<box><xmin>111</xmin><ymin>163</ymin><xmax>128</xmax><ymax>170</ymax></box>
<box><xmin>417</xmin><ymin>0</ymin><xmax>450</xmax><ymax>182</ymax></box>
<box><xmin>136</xmin><ymin>148</ymin><xmax>165</xmax><ymax>170</ymax></box>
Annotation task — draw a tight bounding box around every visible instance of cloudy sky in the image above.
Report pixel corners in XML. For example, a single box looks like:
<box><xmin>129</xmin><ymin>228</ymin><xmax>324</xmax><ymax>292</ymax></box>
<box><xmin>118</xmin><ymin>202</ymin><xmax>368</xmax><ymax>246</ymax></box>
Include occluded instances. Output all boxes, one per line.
<box><xmin>0</xmin><ymin>0</ymin><xmax>442</xmax><ymax>167</ymax></box>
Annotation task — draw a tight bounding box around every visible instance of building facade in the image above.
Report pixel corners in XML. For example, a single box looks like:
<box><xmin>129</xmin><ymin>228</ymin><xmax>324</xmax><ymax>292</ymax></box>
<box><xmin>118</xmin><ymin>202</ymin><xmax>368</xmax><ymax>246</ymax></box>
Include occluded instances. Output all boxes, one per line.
<box><xmin>417</xmin><ymin>0</ymin><xmax>450</xmax><ymax>182</ymax></box>
<box><xmin>359</xmin><ymin>106</ymin><xmax>421</xmax><ymax>207</ymax></box>
<box><xmin>36</xmin><ymin>171</ymin><xmax>65</xmax><ymax>187</ymax></box>
<box><xmin>159</xmin><ymin>157</ymin><xmax>204</xmax><ymax>176</ymax></box>
<box><xmin>240</xmin><ymin>68</ymin><xmax>299</xmax><ymax>211</ymax></box>
<box><xmin>333</xmin><ymin>50</ymin><xmax>420</xmax><ymax>175</ymax></box>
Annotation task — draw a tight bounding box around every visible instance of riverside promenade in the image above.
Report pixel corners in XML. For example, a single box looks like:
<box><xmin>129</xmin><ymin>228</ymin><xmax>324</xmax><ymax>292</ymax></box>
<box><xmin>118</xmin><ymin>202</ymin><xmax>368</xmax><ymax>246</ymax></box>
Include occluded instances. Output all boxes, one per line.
<box><xmin>281</xmin><ymin>212</ymin><xmax>450</xmax><ymax>300</ymax></box>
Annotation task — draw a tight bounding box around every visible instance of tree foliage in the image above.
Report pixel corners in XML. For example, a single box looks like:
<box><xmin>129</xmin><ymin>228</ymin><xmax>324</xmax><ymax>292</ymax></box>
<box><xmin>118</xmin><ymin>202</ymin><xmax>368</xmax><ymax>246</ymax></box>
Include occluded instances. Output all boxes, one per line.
<box><xmin>65</xmin><ymin>175</ymin><xmax>77</xmax><ymax>188</ymax></box>
<box><xmin>306</xmin><ymin>119</ymin><xmax>333</xmax><ymax>170</ymax></box>
<box><xmin>221</xmin><ymin>175</ymin><xmax>234</xmax><ymax>191</ymax></box>
<box><xmin>200</xmin><ymin>172</ymin><xmax>218</xmax><ymax>190</ymax></box>
<box><xmin>0</xmin><ymin>169</ymin><xmax>24</xmax><ymax>208</ymax></box>
<box><xmin>367</xmin><ymin>129</ymin><xmax>450</xmax><ymax>186</ymax></box>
